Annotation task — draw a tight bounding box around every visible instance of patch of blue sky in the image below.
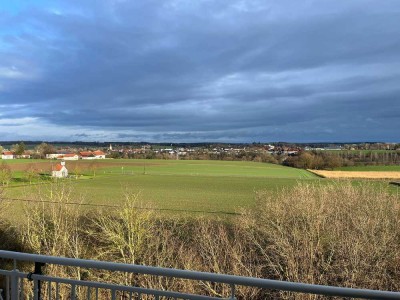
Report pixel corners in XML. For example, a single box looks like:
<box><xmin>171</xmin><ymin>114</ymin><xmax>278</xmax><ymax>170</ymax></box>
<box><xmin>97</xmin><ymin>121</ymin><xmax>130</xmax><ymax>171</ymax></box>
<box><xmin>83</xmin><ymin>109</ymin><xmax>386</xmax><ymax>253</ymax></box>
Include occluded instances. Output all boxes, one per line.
<box><xmin>0</xmin><ymin>0</ymin><xmax>51</xmax><ymax>14</ymax></box>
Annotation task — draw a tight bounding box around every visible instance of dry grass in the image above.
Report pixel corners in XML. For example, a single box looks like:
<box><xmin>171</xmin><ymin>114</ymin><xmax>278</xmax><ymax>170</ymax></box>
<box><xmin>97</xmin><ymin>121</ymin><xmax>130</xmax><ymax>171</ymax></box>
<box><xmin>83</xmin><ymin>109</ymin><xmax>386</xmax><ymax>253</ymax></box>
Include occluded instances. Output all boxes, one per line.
<box><xmin>308</xmin><ymin>169</ymin><xmax>400</xmax><ymax>179</ymax></box>
<box><xmin>243</xmin><ymin>181</ymin><xmax>400</xmax><ymax>299</ymax></box>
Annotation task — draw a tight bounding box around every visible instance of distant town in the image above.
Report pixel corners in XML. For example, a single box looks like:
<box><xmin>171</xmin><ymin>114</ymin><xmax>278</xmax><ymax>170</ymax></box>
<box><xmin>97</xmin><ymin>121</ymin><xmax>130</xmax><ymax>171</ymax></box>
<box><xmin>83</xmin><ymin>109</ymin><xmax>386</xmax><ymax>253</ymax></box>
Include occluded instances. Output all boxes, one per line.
<box><xmin>1</xmin><ymin>141</ymin><xmax>399</xmax><ymax>163</ymax></box>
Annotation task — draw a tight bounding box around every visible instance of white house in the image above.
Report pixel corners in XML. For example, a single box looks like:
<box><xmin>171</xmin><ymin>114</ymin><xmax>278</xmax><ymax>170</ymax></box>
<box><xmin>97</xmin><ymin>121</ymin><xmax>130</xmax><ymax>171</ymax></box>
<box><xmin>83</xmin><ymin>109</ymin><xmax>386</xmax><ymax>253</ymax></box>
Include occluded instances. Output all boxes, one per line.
<box><xmin>80</xmin><ymin>151</ymin><xmax>95</xmax><ymax>160</ymax></box>
<box><xmin>79</xmin><ymin>150</ymin><xmax>106</xmax><ymax>159</ymax></box>
<box><xmin>1</xmin><ymin>151</ymin><xmax>14</xmax><ymax>159</ymax></box>
<box><xmin>52</xmin><ymin>161</ymin><xmax>68</xmax><ymax>178</ymax></box>
<box><xmin>93</xmin><ymin>150</ymin><xmax>106</xmax><ymax>159</ymax></box>
<box><xmin>46</xmin><ymin>153</ymin><xmax>64</xmax><ymax>159</ymax></box>
<box><xmin>18</xmin><ymin>151</ymin><xmax>31</xmax><ymax>159</ymax></box>
<box><xmin>58</xmin><ymin>154</ymin><xmax>79</xmax><ymax>160</ymax></box>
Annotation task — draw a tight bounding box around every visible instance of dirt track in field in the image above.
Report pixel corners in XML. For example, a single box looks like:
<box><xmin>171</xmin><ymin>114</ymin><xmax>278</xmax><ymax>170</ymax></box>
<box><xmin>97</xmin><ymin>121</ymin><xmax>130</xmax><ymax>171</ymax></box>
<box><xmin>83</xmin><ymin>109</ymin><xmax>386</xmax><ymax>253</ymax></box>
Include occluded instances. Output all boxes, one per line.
<box><xmin>309</xmin><ymin>170</ymin><xmax>400</xmax><ymax>179</ymax></box>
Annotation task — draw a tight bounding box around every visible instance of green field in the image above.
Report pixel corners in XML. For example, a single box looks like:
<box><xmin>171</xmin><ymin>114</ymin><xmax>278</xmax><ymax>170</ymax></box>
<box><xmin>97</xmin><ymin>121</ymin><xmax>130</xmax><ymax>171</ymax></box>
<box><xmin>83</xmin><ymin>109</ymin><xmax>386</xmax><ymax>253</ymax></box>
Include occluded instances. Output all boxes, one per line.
<box><xmin>2</xmin><ymin>159</ymin><xmax>317</xmax><ymax>216</ymax></box>
<box><xmin>2</xmin><ymin>159</ymin><xmax>398</xmax><ymax>219</ymax></box>
<box><xmin>98</xmin><ymin>159</ymin><xmax>316</xmax><ymax>178</ymax></box>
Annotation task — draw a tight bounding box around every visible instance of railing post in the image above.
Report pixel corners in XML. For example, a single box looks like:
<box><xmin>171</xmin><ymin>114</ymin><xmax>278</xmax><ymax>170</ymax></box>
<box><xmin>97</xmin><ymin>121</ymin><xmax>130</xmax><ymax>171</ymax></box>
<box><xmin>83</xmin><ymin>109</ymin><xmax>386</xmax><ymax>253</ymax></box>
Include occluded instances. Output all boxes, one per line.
<box><xmin>10</xmin><ymin>259</ymin><xmax>19</xmax><ymax>300</ymax></box>
<box><xmin>230</xmin><ymin>284</ymin><xmax>236</xmax><ymax>299</ymax></box>
<box><xmin>27</xmin><ymin>262</ymin><xmax>45</xmax><ymax>300</ymax></box>
<box><xmin>71</xmin><ymin>284</ymin><xmax>76</xmax><ymax>300</ymax></box>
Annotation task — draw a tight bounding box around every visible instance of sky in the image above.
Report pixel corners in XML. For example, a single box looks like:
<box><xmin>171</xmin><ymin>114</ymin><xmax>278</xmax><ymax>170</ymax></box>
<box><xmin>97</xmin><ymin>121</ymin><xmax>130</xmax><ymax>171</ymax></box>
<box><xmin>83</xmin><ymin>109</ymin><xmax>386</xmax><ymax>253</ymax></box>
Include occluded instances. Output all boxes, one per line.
<box><xmin>0</xmin><ymin>0</ymin><xmax>399</xmax><ymax>143</ymax></box>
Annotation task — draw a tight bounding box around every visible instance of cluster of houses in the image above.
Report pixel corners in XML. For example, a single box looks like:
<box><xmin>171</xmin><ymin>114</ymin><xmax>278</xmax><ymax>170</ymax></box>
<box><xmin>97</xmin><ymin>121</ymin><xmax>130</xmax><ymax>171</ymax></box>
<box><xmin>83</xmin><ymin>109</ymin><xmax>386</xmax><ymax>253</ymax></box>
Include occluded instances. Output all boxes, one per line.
<box><xmin>1</xmin><ymin>150</ymin><xmax>106</xmax><ymax>160</ymax></box>
<box><xmin>1</xmin><ymin>151</ymin><xmax>31</xmax><ymax>160</ymax></box>
<box><xmin>1</xmin><ymin>149</ymin><xmax>106</xmax><ymax>178</ymax></box>
<box><xmin>47</xmin><ymin>151</ymin><xmax>105</xmax><ymax>179</ymax></box>
<box><xmin>46</xmin><ymin>150</ymin><xmax>106</xmax><ymax>160</ymax></box>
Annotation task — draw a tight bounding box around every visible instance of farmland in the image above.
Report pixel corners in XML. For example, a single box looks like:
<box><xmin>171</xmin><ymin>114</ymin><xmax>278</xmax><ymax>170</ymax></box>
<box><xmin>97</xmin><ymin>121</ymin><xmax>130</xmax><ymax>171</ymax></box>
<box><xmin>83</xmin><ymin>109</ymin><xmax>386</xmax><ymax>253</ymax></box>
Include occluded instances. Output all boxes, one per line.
<box><xmin>335</xmin><ymin>165</ymin><xmax>400</xmax><ymax>171</ymax></box>
<box><xmin>2</xmin><ymin>159</ymin><xmax>318</xmax><ymax>217</ymax></box>
<box><xmin>2</xmin><ymin>158</ymin><xmax>400</xmax><ymax>297</ymax></box>
<box><xmin>2</xmin><ymin>159</ymin><xmax>399</xmax><ymax>219</ymax></box>
<box><xmin>309</xmin><ymin>169</ymin><xmax>400</xmax><ymax>179</ymax></box>
<box><xmin>309</xmin><ymin>165</ymin><xmax>400</xmax><ymax>179</ymax></box>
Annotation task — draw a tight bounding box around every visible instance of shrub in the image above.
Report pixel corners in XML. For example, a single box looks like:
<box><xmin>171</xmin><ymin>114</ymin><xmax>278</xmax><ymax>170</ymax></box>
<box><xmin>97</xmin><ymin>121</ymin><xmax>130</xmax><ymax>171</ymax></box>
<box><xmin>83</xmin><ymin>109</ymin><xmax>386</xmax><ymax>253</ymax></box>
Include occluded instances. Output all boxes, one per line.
<box><xmin>242</xmin><ymin>181</ymin><xmax>400</xmax><ymax>299</ymax></box>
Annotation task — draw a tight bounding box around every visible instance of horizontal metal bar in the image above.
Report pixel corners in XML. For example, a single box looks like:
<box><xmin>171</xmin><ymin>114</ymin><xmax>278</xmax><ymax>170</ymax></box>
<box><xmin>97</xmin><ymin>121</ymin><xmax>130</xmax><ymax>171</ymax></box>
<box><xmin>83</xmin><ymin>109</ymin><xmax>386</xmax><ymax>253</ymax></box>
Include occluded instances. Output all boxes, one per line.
<box><xmin>32</xmin><ymin>274</ymin><xmax>216</xmax><ymax>300</ymax></box>
<box><xmin>1</xmin><ymin>250</ymin><xmax>400</xmax><ymax>299</ymax></box>
<box><xmin>0</xmin><ymin>270</ymin><xmax>216</xmax><ymax>300</ymax></box>
<box><xmin>0</xmin><ymin>270</ymin><xmax>26</xmax><ymax>278</ymax></box>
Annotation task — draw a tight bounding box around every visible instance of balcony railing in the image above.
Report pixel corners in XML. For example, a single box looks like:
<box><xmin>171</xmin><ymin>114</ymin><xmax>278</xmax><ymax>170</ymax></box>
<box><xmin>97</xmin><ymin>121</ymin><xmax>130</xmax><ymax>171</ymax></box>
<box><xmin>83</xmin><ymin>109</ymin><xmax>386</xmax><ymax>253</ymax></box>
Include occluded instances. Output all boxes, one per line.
<box><xmin>1</xmin><ymin>250</ymin><xmax>399</xmax><ymax>299</ymax></box>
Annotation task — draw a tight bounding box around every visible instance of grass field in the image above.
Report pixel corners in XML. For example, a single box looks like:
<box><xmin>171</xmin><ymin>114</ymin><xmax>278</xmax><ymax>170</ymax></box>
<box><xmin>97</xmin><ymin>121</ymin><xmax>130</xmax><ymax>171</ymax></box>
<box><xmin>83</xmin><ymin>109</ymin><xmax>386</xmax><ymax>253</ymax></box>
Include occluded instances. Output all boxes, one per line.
<box><xmin>2</xmin><ymin>159</ymin><xmax>318</xmax><ymax>217</ymax></box>
<box><xmin>97</xmin><ymin>159</ymin><xmax>316</xmax><ymax>178</ymax></box>
<box><xmin>2</xmin><ymin>159</ymin><xmax>398</xmax><ymax>219</ymax></box>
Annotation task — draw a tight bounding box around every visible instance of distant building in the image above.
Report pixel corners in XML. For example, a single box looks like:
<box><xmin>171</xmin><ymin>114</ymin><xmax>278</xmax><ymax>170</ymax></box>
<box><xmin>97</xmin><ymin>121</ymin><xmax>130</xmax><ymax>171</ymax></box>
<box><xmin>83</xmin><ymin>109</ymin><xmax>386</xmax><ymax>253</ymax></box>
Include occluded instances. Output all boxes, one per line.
<box><xmin>79</xmin><ymin>151</ymin><xmax>106</xmax><ymax>159</ymax></box>
<box><xmin>46</xmin><ymin>153</ymin><xmax>64</xmax><ymax>159</ymax></box>
<box><xmin>18</xmin><ymin>151</ymin><xmax>31</xmax><ymax>159</ymax></box>
<box><xmin>93</xmin><ymin>150</ymin><xmax>106</xmax><ymax>159</ymax></box>
<box><xmin>52</xmin><ymin>161</ymin><xmax>68</xmax><ymax>178</ymax></box>
<box><xmin>1</xmin><ymin>151</ymin><xmax>14</xmax><ymax>159</ymax></box>
<box><xmin>80</xmin><ymin>151</ymin><xmax>95</xmax><ymax>160</ymax></box>
<box><xmin>58</xmin><ymin>154</ymin><xmax>79</xmax><ymax>160</ymax></box>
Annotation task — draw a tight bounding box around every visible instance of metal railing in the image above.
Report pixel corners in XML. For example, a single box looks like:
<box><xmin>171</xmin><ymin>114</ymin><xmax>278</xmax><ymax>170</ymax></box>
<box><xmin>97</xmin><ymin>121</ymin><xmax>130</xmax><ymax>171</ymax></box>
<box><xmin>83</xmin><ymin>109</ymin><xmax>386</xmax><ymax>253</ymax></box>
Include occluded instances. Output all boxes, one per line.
<box><xmin>1</xmin><ymin>250</ymin><xmax>400</xmax><ymax>299</ymax></box>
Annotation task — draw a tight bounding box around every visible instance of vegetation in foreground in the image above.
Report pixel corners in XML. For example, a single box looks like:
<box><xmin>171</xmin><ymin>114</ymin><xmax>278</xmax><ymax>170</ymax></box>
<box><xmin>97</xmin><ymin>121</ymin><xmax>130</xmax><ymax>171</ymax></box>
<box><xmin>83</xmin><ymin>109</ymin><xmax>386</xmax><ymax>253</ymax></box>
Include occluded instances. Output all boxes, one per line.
<box><xmin>1</xmin><ymin>181</ymin><xmax>399</xmax><ymax>299</ymax></box>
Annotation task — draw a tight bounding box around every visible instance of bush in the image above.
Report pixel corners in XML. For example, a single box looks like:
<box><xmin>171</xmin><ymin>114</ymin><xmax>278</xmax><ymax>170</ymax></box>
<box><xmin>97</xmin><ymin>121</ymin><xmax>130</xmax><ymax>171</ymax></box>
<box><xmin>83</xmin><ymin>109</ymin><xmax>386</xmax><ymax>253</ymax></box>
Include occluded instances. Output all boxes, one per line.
<box><xmin>242</xmin><ymin>182</ymin><xmax>400</xmax><ymax>299</ymax></box>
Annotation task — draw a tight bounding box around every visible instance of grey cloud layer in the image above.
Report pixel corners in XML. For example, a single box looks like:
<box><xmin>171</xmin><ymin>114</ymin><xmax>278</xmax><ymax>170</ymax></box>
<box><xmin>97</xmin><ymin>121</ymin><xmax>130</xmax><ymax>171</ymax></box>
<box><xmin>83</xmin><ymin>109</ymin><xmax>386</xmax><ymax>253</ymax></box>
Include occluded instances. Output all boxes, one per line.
<box><xmin>0</xmin><ymin>0</ymin><xmax>399</xmax><ymax>142</ymax></box>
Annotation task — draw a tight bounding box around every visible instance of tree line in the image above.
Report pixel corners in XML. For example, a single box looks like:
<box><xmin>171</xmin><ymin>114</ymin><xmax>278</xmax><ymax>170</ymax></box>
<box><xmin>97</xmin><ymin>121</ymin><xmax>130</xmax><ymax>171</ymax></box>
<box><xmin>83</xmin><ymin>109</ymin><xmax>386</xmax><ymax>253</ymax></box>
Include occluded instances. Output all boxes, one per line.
<box><xmin>284</xmin><ymin>150</ymin><xmax>400</xmax><ymax>169</ymax></box>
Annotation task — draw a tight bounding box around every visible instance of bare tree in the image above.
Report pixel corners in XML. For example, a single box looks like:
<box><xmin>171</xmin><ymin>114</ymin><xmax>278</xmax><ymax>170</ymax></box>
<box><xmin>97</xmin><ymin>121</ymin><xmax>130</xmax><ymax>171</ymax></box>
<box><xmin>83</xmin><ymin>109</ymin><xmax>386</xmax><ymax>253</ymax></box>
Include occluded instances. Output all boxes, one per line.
<box><xmin>88</xmin><ymin>160</ymin><xmax>99</xmax><ymax>177</ymax></box>
<box><xmin>0</xmin><ymin>162</ymin><xmax>12</xmax><ymax>186</ymax></box>
<box><xmin>35</xmin><ymin>142</ymin><xmax>55</xmax><ymax>159</ymax></box>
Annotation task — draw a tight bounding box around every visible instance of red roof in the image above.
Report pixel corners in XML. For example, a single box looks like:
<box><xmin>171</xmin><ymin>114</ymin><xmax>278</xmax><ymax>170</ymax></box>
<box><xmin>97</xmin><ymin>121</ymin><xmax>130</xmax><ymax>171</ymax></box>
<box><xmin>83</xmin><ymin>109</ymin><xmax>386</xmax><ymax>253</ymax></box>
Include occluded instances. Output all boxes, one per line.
<box><xmin>80</xmin><ymin>151</ymin><xmax>93</xmax><ymax>157</ymax></box>
<box><xmin>2</xmin><ymin>151</ymin><xmax>13</xmax><ymax>155</ymax></box>
<box><xmin>53</xmin><ymin>164</ymin><xmax>64</xmax><ymax>171</ymax></box>
<box><xmin>93</xmin><ymin>150</ymin><xmax>105</xmax><ymax>156</ymax></box>
<box><xmin>62</xmin><ymin>154</ymin><xmax>78</xmax><ymax>157</ymax></box>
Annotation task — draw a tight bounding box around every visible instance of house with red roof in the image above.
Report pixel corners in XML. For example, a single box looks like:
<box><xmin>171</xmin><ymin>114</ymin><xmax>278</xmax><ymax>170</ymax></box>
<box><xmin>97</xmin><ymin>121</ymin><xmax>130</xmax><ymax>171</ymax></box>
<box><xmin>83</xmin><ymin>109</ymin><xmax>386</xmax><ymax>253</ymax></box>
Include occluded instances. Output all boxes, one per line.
<box><xmin>93</xmin><ymin>150</ymin><xmax>106</xmax><ymax>159</ymax></box>
<box><xmin>80</xmin><ymin>151</ymin><xmax>95</xmax><ymax>159</ymax></box>
<box><xmin>79</xmin><ymin>150</ymin><xmax>106</xmax><ymax>159</ymax></box>
<box><xmin>1</xmin><ymin>151</ymin><xmax>15</xmax><ymax>160</ymax></box>
<box><xmin>52</xmin><ymin>161</ymin><xmax>68</xmax><ymax>178</ymax></box>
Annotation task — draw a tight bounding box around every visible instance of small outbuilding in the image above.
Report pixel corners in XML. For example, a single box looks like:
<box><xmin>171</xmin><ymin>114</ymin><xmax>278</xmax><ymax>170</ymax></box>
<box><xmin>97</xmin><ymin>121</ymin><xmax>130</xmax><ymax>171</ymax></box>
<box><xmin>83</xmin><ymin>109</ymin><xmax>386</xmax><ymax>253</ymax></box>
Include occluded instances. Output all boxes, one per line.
<box><xmin>58</xmin><ymin>154</ymin><xmax>79</xmax><ymax>160</ymax></box>
<box><xmin>1</xmin><ymin>151</ymin><xmax>15</xmax><ymax>159</ymax></box>
<box><xmin>52</xmin><ymin>161</ymin><xmax>68</xmax><ymax>178</ymax></box>
<box><xmin>93</xmin><ymin>150</ymin><xmax>106</xmax><ymax>159</ymax></box>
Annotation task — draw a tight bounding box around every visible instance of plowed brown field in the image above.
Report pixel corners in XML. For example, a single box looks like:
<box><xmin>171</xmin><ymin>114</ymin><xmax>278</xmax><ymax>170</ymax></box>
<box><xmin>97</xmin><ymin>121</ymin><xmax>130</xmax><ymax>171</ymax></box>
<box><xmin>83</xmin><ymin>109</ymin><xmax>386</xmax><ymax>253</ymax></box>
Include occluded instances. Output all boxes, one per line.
<box><xmin>309</xmin><ymin>170</ymin><xmax>400</xmax><ymax>179</ymax></box>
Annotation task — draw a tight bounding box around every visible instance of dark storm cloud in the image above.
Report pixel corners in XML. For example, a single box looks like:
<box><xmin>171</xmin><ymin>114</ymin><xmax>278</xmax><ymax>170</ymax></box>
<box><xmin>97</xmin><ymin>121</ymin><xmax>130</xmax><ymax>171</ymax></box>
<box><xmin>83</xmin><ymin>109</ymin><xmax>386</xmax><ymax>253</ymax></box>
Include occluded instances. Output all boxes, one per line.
<box><xmin>0</xmin><ymin>0</ymin><xmax>399</xmax><ymax>142</ymax></box>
